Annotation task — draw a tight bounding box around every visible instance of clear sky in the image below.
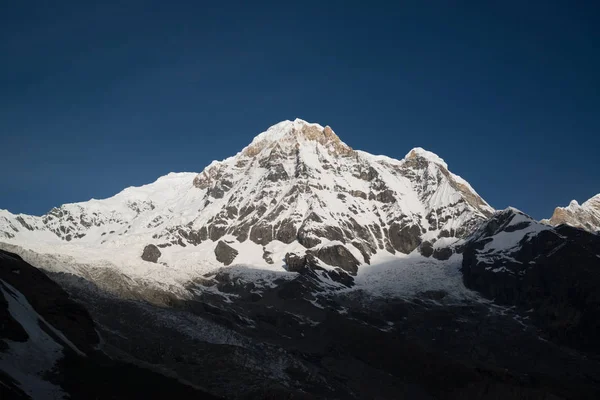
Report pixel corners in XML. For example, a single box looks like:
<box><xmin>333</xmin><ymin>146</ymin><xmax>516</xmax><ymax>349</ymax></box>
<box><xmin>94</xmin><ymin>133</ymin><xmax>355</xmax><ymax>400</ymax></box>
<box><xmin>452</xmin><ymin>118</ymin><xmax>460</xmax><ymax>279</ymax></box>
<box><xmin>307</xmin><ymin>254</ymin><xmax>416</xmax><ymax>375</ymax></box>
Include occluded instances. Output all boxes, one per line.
<box><xmin>1</xmin><ymin>1</ymin><xmax>598</xmax><ymax>219</ymax></box>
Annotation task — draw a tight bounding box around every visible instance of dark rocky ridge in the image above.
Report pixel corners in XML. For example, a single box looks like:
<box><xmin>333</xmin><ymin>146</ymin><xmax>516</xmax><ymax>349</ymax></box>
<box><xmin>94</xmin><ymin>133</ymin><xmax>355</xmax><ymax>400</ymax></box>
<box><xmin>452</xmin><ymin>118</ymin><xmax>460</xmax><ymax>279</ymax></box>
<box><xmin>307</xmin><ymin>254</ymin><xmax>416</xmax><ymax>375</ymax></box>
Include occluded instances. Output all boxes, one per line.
<box><xmin>462</xmin><ymin>209</ymin><xmax>600</xmax><ymax>356</ymax></box>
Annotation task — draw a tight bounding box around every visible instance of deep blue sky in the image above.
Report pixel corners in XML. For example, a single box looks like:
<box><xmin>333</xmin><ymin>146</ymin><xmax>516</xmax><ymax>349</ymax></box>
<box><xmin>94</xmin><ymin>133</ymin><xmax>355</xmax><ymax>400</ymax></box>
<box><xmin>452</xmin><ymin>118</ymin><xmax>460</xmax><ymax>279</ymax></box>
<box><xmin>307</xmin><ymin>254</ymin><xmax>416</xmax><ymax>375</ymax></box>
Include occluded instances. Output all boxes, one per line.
<box><xmin>1</xmin><ymin>1</ymin><xmax>598</xmax><ymax>218</ymax></box>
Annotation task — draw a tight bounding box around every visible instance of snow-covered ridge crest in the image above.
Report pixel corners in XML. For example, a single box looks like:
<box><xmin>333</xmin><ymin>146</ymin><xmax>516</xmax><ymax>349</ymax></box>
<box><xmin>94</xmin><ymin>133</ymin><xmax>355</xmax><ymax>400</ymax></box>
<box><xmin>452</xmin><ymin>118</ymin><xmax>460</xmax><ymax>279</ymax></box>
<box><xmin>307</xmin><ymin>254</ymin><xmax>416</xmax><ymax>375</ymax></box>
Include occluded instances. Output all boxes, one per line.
<box><xmin>247</xmin><ymin>118</ymin><xmax>326</xmax><ymax>146</ymax></box>
<box><xmin>404</xmin><ymin>147</ymin><xmax>448</xmax><ymax>169</ymax></box>
<box><xmin>0</xmin><ymin>118</ymin><xmax>495</xmax><ymax>294</ymax></box>
<box><xmin>240</xmin><ymin>118</ymin><xmax>352</xmax><ymax>158</ymax></box>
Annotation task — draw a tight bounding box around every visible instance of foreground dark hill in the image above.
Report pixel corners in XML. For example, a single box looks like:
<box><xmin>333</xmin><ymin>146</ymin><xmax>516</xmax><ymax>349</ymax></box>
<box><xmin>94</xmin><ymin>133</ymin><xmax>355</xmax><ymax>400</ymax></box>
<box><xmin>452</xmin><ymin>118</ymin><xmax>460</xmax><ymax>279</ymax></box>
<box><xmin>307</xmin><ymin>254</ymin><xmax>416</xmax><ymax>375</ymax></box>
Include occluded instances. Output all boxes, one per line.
<box><xmin>462</xmin><ymin>208</ymin><xmax>600</xmax><ymax>356</ymax></box>
<box><xmin>0</xmin><ymin>249</ymin><xmax>218</xmax><ymax>400</ymax></box>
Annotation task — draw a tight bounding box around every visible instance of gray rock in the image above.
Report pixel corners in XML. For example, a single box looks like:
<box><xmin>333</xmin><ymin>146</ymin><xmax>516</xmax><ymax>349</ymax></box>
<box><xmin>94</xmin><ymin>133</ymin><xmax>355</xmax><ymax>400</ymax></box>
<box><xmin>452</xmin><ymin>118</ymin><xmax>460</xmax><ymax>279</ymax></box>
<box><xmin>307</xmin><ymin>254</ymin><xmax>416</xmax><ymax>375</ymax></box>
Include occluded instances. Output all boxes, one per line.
<box><xmin>297</xmin><ymin>231</ymin><xmax>322</xmax><ymax>248</ymax></box>
<box><xmin>309</xmin><ymin>245</ymin><xmax>360</xmax><ymax>275</ymax></box>
<box><xmin>375</xmin><ymin>189</ymin><xmax>396</xmax><ymax>203</ymax></box>
<box><xmin>388</xmin><ymin>223</ymin><xmax>422</xmax><ymax>254</ymax></box>
<box><xmin>214</xmin><ymin>241</ymin><xmax>239</xmax><ymax>266</ymax></box>
<box><xmin>432</xmin><ymin>246</ymin><xmax>452</xmax><ymax>260</ymax></box>
<box><xmin>208</xmin><ymin>221</ymin><xmax>227</xmax><ymax>241</ymax></box>
<box><xmin>15</xmin><ymin>216</ymin><xmax>34</xmax><ymax>231</ymax></box>
<box><xmin>262</xmin><ymin>248</ymin><xmax>274</xmax><ymax>264</ymax></box>
<box><xmin>284</xmin><ymin>252</ymin><xmax>309</xmax><ymax>273</ymax></box>
<box><xmin>266</xmin><ymin>163</ymin><xmax>289</xmax><ymax>182</ymax></box>
<box><xmin>249</xmin><ymin>223</ymin><xmax>273</xmax><ymax>245</ymax></box>
<box><xmin>351</xmin><ymin>241</ymin><xmax>372</xmax><ymax>264</ymax></box>
<box><xmin>349</xmin><ymin>190</ymin><xmax>368</xmax><ymax>199</ymax></box>
<box><xmin>274</xmin><ymin>218</ymin><xmax>297</xmax><ymax>244</ymax></box>
<box><xmin>231</xmin><ymin>223</ymin><xmax>251</xmax><ymax>242</ymax></box>
<box><xmin>419</xmin><ymin>241</ymin><xmax>434</xmax><ymax>258</ymax></box>
<box><xmin>141</xmin><ymin>244</ymin><xmax>161</xmax><ymax>263</ymax></box>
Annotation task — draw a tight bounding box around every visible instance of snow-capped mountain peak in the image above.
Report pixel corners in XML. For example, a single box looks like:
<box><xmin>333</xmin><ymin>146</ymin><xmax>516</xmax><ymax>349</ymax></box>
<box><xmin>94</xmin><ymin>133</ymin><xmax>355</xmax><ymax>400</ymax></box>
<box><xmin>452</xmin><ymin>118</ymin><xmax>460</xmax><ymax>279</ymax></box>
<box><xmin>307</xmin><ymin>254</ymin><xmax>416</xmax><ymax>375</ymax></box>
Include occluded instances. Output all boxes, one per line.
<box><xmin>0</xmin><ymin>119</ymin><xmax>495</xmax><ymax>291</ymax></box>
<box><xmin>404</xmin><ymin>147</ymin><xmax>448</xmax><ymax>168</ymax></box>
<box><xmin>240</xmin><ymin>118</ymin><xmax>352</xmax><ymax>158</ymax></box>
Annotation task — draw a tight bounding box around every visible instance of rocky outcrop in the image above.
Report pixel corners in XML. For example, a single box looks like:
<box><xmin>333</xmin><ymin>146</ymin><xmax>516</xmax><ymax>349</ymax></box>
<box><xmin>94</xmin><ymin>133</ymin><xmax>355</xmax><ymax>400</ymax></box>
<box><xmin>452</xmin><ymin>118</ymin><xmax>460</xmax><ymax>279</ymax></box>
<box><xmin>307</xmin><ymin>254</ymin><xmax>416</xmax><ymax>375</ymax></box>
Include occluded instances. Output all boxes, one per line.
<box><xmin>462</xmin><ymin>208</ymin><xmax>600</xmax><ymax>355</ymax></box>
<box><xmin>214</xmin><ymin>241</ymin><xmax>238</xmax><ymax>265</ymax></box>
<box><xmin>543</xmin><ymin>194</ymin><xmax>600</xmax><ymax>233</ymax></box>
<box><xmin>388</xmin><ymin>223</ymin><xmax>422</xmax><ymax>254</ymax></box>
<box><xmin>308</xmin><ymin>245</ymin><xmax>361</xmax><ymax>275</ymax></box>
<box><xmin>432</xmin><ymin>247</ymin><xmax>453</xmax><ymax>260</ymax></box>
<box><xmin>419</xmin><ymin>241</ymin><xmax>434</xmax><ymax>257</ymax></box>
<box><xmin>262</xmin><ymin>248</ymin><xmax>274</xmax><ymax>264</ymax></box>
<box><xmin>284</xmin><ymin>252</ymin><xmax>314</xmax><ymax>273</ymax></box>
<box><xmin>141</xmin><ymin>244</ymin><xmax>161</xmax><ymax>263</ymax></box>
<box><xmin>283</xmin><ymin>251</ymin><xmax>354</xmax><ymax>287</ymax></box>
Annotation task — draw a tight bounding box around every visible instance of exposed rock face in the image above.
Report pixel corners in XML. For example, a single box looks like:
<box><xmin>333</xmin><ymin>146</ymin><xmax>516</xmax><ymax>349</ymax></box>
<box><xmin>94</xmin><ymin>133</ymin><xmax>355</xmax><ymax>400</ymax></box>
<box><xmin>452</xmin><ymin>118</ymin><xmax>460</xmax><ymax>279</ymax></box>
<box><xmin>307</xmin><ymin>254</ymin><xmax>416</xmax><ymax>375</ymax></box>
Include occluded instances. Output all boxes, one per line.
<box><xmin>543</xmin><ymin>194</ymin><xmax>600</xmax><ymax>233</ymax></box>
<box><xmin>262</xmin><ymin>248</ymin><xmax>274</xmax><ymax>264</ymax></box>
<box><xmin>141</xmin><ymin>244</ymin><xmax>161</xmax><ymax>263</ymax></box>
<box><xmin>418</xmin><ymin>241</ymin><xmax>434</xmax><ymax>257</ymax></box>
<box><xmin>432</xmin><ymin>246</ymin><xmax>453</xmax><ymax>260</ymax></box>
<box><xmin>308</xmin><ymin>245</ymin><xmax>360</xmax><ymax>275</ymax></box>
<box><xmin>462</xmin><ymin>208</ymin><xmax>600</xmax><ymax>355</ymax></box>
<box><xmin>284</xmin><ymin>252</ymin><xmax>321</xmax><ymax>273</ymax></box>
<box><xmin>388</xmin><ymin>223</ymin><xmax>422</xmax><ymax>254</ymax></box>
<box><xmin>283</xmin><ymin>251</ymin><xmax>354</xmax><ymax>287</ymax></box>
<box><xmin>214</xmin><ymin>241</ymin><xmax>238</xmax><ymax>265</ymax></box>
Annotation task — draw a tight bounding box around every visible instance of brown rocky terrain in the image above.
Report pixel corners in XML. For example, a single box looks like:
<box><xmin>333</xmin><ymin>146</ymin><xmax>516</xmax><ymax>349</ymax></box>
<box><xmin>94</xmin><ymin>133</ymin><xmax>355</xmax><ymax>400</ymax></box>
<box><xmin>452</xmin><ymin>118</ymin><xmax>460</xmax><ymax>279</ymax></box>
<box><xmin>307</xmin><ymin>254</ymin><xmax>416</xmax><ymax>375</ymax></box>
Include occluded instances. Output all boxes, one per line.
<box><xmin>543</xmin><ymin>194</ymin><xmax>600</xmax><ymax>233</ymax></box>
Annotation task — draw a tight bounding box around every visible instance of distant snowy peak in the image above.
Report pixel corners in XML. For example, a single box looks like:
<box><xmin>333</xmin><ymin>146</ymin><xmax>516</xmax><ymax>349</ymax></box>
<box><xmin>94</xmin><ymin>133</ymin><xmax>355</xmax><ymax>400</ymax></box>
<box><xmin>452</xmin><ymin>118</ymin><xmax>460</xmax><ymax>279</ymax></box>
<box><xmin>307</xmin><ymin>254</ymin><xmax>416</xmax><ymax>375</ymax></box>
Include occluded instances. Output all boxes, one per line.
<box><xmin>543</xmin><ymin>194</ymin><xmax>600</xmax><ymax>233</ymax></box>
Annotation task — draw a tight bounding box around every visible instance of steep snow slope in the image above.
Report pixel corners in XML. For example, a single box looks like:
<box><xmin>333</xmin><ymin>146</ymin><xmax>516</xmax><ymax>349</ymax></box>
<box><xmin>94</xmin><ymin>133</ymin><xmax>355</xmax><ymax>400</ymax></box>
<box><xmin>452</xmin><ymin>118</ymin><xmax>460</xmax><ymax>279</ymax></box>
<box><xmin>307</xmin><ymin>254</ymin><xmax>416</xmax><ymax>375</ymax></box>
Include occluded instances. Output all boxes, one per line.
<box><xmin>0</xmin><ymin>119</ymin><xmax>494</xmax><ymax>293</ymax></box>
<box><xmin>542</xmin><ymin>194</ymin><xmax>600</xmax><ymax>233</ymax></box>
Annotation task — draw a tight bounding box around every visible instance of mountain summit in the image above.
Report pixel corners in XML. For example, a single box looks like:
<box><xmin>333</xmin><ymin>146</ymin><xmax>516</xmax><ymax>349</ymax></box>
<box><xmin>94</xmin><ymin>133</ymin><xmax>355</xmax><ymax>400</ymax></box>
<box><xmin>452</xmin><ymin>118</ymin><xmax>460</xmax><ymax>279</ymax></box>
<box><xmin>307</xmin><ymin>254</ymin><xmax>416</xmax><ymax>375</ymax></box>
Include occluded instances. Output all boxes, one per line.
<box><xmin>0</xmin><ymin>119</ymin><xmax>493</xmax><ymax>289</ymax></box>
<box><xmin>542</xmin><ymin>194</ymin><xmax>600</xmax><ymax>233</ymax></box>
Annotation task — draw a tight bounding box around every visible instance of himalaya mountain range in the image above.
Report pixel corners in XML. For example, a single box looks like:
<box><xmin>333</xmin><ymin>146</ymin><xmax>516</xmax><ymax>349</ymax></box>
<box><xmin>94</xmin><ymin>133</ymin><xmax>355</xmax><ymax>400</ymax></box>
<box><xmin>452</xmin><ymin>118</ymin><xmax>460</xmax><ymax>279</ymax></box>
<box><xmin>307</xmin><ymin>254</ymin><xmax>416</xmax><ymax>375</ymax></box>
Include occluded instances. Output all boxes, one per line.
<box><xmin>1</xmin><ymin>119</ymin><xmax>599</xmax><ymax>399</ymax></box>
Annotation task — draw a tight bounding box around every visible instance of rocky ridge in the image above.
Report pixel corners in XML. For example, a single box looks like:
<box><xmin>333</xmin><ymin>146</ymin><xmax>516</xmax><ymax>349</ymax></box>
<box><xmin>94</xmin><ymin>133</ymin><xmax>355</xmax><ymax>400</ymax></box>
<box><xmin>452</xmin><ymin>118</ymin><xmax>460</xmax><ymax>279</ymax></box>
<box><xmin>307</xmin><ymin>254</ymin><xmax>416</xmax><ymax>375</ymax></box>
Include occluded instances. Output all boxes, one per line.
<box><xmin>462</xmin><ymin>208</ymin><xmax>600</xmax><ymax>355</ymax></box>
<box><xmin>542</xmin><ymin>194</ymin><xmax>600</xmax><ymax>233</ymax></box>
